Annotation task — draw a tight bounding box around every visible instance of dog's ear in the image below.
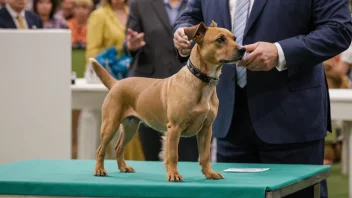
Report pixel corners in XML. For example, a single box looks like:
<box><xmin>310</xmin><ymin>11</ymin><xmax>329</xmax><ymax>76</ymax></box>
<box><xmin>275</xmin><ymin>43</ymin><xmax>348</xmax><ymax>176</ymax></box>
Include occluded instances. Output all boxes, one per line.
<box><xmin>209</xmin><ymin>20</ymin><xmax>217</xmax><ymax>27</ymax></box>
<box><xmin>184</xmin><ymin>22</ymin><xmax>208</xmax><ymax>43</ymax></box>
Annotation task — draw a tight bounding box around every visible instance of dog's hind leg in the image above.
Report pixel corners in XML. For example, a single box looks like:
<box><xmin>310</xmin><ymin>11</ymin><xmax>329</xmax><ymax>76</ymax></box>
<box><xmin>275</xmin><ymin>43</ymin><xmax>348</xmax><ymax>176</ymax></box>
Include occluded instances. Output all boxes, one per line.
<box><xmin>115</xmin><ymin>116</ymin><xmax>141</xmax><ymax>173</ymax></box>
<box><xmin>94</xmin><ymin>100</ymin><xmax>122</xmax><ymax>176</ymax></box>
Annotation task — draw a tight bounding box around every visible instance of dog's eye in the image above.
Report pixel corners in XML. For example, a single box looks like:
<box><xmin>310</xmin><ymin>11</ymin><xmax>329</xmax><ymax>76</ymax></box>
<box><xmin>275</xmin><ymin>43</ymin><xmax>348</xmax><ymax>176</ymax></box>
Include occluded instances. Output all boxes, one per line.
<box><xmin>216</xmin><ymin>37</ymin><xmax>225</xmax><ymax>44</ymax></box>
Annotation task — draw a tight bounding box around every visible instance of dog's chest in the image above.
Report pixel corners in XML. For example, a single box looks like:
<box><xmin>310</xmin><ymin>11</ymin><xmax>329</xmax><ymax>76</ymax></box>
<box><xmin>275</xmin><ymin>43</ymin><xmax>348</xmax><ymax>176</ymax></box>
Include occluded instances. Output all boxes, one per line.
<box><xmin>181</xmin><ymin>104</ymin><xmax>212</xmax><ymax>137</ymax></box>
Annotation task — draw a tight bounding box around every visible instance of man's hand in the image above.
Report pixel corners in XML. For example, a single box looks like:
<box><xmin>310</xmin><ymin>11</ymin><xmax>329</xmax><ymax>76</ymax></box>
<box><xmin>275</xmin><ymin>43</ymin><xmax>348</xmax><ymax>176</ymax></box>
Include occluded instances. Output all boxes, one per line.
<box><xmin>173</xmin><ymin>27</ymin><xmax>192</xmax><ymax>56</ymax></box>
<box><xmin>126</xmin><ymin>28</ymin><xmax>146</xmax><ymax>51</ymax></box>
<box><xmin>237</xmin><ymin>42</ymin><xmax>279</xmax><ymax>71</ymax></box>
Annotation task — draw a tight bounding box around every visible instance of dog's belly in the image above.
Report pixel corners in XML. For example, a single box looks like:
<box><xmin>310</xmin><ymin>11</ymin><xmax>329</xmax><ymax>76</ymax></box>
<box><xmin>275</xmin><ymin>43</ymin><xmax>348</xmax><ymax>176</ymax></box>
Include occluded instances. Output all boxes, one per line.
<box><xmin>142</xmin><ymin>119</ymin><xmax>168</xmax><ymax>133</ymax></box>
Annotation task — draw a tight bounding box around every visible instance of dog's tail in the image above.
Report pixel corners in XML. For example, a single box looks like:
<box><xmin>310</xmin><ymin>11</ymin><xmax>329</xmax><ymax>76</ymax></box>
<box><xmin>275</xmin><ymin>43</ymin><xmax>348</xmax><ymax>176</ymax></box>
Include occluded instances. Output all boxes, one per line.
<box><xmin>89</xmin><ymin>58</ymin><xmax>117</xmax><ymax>90</ymax></box>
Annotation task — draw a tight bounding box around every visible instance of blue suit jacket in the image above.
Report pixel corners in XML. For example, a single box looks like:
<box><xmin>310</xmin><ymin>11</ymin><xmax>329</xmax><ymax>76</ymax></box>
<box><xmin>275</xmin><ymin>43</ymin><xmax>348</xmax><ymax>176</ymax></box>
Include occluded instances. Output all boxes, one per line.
<box><xmin>0</xmin><ymin>6</ymin><xmax>42</xmax><ymax>29</ymax></box>
<box><xmin>174</xmin><ymin>0</ymin><xmax>352</xmax><ymax>144</ymax></box>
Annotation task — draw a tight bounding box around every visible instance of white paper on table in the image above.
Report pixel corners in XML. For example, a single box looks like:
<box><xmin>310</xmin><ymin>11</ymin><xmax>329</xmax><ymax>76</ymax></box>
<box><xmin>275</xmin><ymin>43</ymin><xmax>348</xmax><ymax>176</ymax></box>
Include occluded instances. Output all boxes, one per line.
<box><xmin>223</xmin><ymin>168</ymin><xmax>270</xmax><ymax>173</ymax></box>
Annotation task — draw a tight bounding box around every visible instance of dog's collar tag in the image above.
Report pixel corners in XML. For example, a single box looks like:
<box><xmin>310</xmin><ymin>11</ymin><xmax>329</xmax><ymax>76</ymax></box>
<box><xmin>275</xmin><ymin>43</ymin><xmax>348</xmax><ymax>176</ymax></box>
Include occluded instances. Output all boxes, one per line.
<box><xmin>186</xmin><ymin>59</ymin><xmax>219</xmax><ymax>86</ymax></box>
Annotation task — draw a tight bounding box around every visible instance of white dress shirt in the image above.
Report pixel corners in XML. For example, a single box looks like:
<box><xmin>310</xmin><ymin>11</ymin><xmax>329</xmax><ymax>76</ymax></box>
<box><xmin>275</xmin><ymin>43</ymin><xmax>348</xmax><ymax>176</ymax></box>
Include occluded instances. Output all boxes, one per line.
<box><xmin>5</xmin><ymin>4</ymin><xmax>29</xmax><ymax>29</ymax></box>
<box><xmin>229</xmin><ymin>0</ymin><xmax>286</xmax><ymax>71</ymax></box>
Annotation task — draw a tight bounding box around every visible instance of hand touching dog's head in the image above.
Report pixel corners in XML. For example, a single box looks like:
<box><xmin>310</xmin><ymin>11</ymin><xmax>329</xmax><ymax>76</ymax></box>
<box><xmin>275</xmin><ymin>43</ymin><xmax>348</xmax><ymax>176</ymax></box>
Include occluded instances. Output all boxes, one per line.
<box><xmin>184</xmin><ymin>20</ymin><xmax>246</xmax><ymax>66</ymax></box>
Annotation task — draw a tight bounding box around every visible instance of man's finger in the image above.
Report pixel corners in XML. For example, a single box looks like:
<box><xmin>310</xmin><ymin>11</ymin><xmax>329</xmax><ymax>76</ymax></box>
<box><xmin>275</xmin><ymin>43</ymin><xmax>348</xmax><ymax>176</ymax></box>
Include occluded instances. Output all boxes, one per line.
<box><xmin>238</xmin><ymin>50</ymin><xmax>259</xmax><ymax>66</ymax></box>
<box><xmin>127</xmin><ymin>28</ymin><xmax>134</xmax><ymax>34</ymax></box>
<box><xmin>243</xmin><ymin>43</ymin><xmax>259</xmax><ymax>53</ymax></box>
<box><xmin>177</xmin><ymin>28</ymin><xmax>186</xmax><ymax>37</ymax></box>
<box><xmin>140</xmin><ymin>41</ymin><xmax>146</xmax><ymax>47</ymax></box>
<box><xmin>245</xmin><ymin>57</ymin><xmax>261</xmax><ymax>71</ymax></box>
<box><xmin>127</xmin><ymin>28</ymin><xmax>137</xmax><ymax>37</ymax></box>
<box><xmin>135</xmin><ymin>32</ymin><xmax>145</xmax><ymax>40</ymax></box>
<box><xmin>177</xmin><ymin>42</ymin><xmax>192</xmax><ymax>49</ymax></box>
<box><xmin>182</xmin><ymin>35</ymin><xmax>191</xmax><ymax>45</ymax></box>
<box><xmin>176</xmin><ymin>36</ymin><xmax>190</xmax><ymax>45</ymax></box>
<box><xmin>131</xmin><ymin>33</ymin><xmax>144</xmax><ymax>43</ymax></box>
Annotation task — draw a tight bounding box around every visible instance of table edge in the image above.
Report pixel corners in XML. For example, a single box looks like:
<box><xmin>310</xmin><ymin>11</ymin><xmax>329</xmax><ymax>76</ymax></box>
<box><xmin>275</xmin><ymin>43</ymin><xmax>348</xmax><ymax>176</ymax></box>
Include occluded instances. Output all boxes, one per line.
<box><xmin>265</xmin><ymin>170</ymin><xmax>330</xmax><ymax>198</ymax></box>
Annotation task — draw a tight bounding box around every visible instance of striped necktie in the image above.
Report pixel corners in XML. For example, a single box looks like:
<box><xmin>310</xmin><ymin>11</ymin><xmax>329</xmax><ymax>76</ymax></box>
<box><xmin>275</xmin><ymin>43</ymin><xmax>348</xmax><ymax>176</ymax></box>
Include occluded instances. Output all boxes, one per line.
<box><xmin>233</xmin><ymin>0</ymin><xmax>249</xmax><ymax>88</ymax></box>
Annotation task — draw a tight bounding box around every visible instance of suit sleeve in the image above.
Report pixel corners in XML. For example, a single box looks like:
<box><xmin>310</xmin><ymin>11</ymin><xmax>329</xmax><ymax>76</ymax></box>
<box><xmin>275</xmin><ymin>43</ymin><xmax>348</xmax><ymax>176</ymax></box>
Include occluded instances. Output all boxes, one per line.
<box><xmin>123</xmin><ymin>0</ymin><xmax>143</xmax><ymax>58</ymax></box>
<box><xmin>85</xmin><ymin>10</ymin><xmax>104</xmax><ymax>64</ymax></box>
<box><xmin>277</xmin><ymin>0</ymin><xmax>352</xmax><ymax>77</ymax></box>
<box><xmin>174</xmin><ymin>0</ymin><xmax>203</xmax><ymax>31</ymax></box>
<box><xmin>173</xmin><ymin>0</ymin><xmax>203</xmax><ymax>63</ymax></box>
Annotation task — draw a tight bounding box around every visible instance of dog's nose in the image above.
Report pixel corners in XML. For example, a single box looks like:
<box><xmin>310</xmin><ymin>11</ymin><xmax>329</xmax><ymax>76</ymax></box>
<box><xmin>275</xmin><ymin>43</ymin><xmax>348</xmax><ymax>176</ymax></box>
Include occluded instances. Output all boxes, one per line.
<box><xmin>238</xmin><ymin>47</ymin><xmax>246</xmax><ymax>55</ymax></box>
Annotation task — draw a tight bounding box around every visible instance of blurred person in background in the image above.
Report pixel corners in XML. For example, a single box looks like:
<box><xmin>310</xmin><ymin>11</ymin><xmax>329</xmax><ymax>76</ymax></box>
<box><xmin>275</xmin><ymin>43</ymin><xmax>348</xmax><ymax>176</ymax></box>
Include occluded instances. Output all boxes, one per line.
<box><xmin>66</xmin><ymin>0</ymin><xmax>93</xmax><ymax>49</ymax></box>
<box><xmin>337</xmin><ymin>43</ymin><xmax>352</xmax><ymax>80</ymax></box>
<box><xmin>322</xmin><ymin>55</ymin><xmax>350</xmax><ymax>166</ymax></box>
<box><xmin>85</xmin><ymin>0</ymin><xmax>128</xmax><ymax>62</ymax></box>
<box><xmin>24</xmin><ymin>0</ymin><xmax>31</xmax><ymax>10</ymax></box>
<box><xmin>55</xmin><ymin>0</ymin><xmax>74</xmax><ymax>20</ymax></box>
<box><xmin>334</xmin><ymin>15</ymin><xmax>352</xmax><ymax>81</ymax></box>
<box><xmin>32</xmin><ymin>0</ymin><xmax>67</xmax><ymax>28</ymax></box>
<box><xmin>124</xmin><ymin>0</ymin><xmax>199</xmax><ymax>161</ymax></box>
<box><xmin>0</xmin><ymin>0</ymin><xmax>6</xmax><ymax>8</ymax></box>
<box><xmin>324</xmin><ymin>55</ymin><xmax>351</xmax><ymax>89</ymax></box>
<box><xmin>84</xmin><ymin>0</ymin><xmax>145</xmax><ymax>160</ymax></box>
<box><xmin>0</xmin><ymin>0</ymin><xmax>42</xmax><ymax>28</ymax></box>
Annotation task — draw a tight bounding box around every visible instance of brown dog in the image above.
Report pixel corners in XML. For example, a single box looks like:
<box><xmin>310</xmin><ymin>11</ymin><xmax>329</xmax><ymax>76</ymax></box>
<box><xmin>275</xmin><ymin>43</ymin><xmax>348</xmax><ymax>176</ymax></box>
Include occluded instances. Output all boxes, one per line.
<box><xmin>90</xmin><ymin>21</ymin><xmax>245</xmax><ymax>182</ymax></box>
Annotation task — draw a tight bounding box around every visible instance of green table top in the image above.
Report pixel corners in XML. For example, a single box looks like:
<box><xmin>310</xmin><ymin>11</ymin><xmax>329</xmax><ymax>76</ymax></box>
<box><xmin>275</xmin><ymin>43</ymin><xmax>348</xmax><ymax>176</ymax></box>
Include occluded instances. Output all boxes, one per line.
<box><xmin>0</xmin><ymin>160</ymin><xmax>330</xmax><ymax>198</ymax></box>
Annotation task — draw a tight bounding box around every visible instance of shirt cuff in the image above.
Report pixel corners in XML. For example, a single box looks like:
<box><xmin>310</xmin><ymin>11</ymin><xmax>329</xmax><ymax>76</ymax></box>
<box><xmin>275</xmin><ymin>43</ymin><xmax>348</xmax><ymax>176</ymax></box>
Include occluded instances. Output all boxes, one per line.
<box><xmin>274</xmin><ymin>42</ymin><xmax>287</xmax><ymax>71</ymax></box>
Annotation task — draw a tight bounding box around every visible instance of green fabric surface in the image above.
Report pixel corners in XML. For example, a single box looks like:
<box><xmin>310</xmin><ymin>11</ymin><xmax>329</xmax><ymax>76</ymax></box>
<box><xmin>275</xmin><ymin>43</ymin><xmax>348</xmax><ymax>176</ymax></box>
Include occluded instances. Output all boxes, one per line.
<box><xmin>0</xmin><ymin>160</ymin><xmax>330</xmax><ymax>198</ymax></box>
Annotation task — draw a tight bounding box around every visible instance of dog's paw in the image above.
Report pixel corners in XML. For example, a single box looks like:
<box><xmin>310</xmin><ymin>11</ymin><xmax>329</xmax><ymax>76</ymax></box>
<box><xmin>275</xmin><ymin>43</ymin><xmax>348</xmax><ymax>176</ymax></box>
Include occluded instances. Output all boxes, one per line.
<box><xmin>94</xmin><ymin>168</ymin><xmax>108</xmax><ymax>176</ymax></box>
<box><xmin>119</xmin><ymin>165</ymin><xmax>135</xmax><ymax>173</ymax></box>
<box><xmin>167</xmin><ymin>172</ymin><xmax>183</xmax><ymax>182</ymax></box>
<box><xmin>205</xmin><ymin>171</ymin><xmax>224</xmax><ymax>180</ymax></box>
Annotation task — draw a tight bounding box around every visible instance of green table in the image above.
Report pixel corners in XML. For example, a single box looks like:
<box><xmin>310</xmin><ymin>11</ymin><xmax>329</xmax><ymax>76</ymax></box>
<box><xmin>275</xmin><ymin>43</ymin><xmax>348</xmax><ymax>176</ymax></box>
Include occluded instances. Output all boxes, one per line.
<box><xmin>0</xmin><ymin>160</ymin><xmax>330</xmax><ymax>198</ymax></box>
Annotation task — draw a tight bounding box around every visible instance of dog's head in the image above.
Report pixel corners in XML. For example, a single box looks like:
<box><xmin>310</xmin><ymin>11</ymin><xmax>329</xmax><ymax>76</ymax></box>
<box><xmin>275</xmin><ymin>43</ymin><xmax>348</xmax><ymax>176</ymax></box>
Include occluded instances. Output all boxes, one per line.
<box><xmin>184</xmin><ymin>21</ymin><xmax>245</xmax><ymax>66</ymax></box>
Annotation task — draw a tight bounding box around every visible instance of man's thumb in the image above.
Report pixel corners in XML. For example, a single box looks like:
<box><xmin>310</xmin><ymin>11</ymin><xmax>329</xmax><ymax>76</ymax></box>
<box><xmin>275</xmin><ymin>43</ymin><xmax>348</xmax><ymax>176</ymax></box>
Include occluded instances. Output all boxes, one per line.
<box><xmin>178</xmin><ymin>28</ymin><xmax>186</xmax><ymax>36</ymax></box>
<box><xmin>244</xmin><ymin>43</ymin><xmax>259</xmax><ymax>53</ymax></box>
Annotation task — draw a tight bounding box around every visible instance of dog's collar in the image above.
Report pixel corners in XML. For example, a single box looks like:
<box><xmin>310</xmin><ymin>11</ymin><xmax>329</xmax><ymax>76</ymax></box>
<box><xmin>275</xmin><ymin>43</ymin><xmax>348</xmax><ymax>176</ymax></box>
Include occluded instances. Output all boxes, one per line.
<box><xmin>186</xmin><ymin>59</ymin><xmax>219</xmax><ymax>86</ymax></box>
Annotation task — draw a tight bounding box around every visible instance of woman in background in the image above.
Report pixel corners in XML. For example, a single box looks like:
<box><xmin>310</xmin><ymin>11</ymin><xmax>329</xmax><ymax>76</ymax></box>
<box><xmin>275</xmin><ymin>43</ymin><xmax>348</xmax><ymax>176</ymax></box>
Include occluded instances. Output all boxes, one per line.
<box><xmin>33</xmin><ymin>0</ymin><xmax>67</xmax><ymax>28</ymax></box>
<box><xmin>83</xmin><ymin>0</ymin><xmax>145</xmax><ymax>161</ymax></box>
<box><xmin>85</xmin><ymin>0</ymin><xmax>128</xmax><ymax>63</ymax></box>
<box><xmin>66</xmin><ymin>0</ymin><xmax>93</xmax><ymax>49</ymax></box>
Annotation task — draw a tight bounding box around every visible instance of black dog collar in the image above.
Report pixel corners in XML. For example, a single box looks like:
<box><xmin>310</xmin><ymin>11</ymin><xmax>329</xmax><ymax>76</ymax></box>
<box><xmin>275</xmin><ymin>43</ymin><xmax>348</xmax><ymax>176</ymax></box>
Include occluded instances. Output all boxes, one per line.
<box><xmin>186</xmin><ymin>59</ymin><xmax>219</xmax><ymax>86</ymax></box>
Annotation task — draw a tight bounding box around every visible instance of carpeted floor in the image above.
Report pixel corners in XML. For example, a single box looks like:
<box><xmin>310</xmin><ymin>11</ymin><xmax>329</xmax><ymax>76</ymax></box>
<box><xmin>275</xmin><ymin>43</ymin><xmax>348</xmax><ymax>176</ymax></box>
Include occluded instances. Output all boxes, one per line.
<box><xmin>327</xmin><ymin>163</ymin><xmax>348</xmax><ymax>198</ymax></box>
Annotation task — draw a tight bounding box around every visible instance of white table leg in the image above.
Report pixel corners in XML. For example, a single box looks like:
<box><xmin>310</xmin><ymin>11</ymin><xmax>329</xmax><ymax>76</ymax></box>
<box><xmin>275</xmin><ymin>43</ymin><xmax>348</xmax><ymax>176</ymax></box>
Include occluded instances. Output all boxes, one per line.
<box><xmin>342</xmin><ymin>121</ymin><xmax>352</xmax><ymax>198</ymax></box>
<box><xmin>77</xmin><ymin>109</ymin><xmax>101</xmax><ymax>159</ymax></box>
<box><xmin>348</xmin><ymin>121</ymin><xmax>352</xmax><ymax>198</ymax></box>
<box><xmin>342</xmin><ymin>122</ymin><xmax>350</xmax><ymax>176</ymax></box>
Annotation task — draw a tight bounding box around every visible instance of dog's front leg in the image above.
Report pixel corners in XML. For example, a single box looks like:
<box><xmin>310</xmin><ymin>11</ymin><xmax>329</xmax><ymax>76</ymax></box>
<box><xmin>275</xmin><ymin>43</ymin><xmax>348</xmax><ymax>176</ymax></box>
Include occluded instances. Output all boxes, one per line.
<box><xmin>197</xmin><ymin>124</ymin><xmax>224</xmax><ymax>180</ymax></box>
<box><xmin>165</xmin><ymin>124</ymin><xmax>183</xmax><ymax>182</ymax></box>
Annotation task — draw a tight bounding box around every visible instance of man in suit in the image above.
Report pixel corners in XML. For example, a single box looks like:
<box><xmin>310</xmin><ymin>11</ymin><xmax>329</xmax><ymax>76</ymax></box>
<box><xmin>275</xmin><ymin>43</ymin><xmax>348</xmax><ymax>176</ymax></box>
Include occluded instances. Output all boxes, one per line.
<box><xmin>123</xmin><ymin>0</ymin><xmax>199</xmax><ymax>162</ymax></box>
<box><xmin>0</xmin><ymin>0</ymin><xmax>42</xmax><ymax>29</ymax></box>
<box><xmin>173</xmin><ymin>0</ymin><xmax>352</xmax><ymax>197</ymax></box>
